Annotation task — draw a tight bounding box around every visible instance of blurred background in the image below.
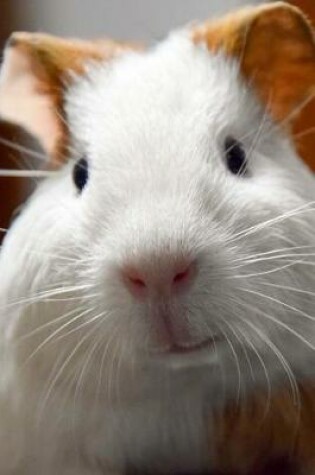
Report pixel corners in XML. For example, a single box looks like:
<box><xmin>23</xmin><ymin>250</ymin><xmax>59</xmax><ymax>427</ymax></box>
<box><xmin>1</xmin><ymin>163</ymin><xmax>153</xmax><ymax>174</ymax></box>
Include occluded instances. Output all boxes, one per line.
<box><xmin>0</xmin><ymin>0</ymin><xmax>314</xmax><ymax>239</ymax></box>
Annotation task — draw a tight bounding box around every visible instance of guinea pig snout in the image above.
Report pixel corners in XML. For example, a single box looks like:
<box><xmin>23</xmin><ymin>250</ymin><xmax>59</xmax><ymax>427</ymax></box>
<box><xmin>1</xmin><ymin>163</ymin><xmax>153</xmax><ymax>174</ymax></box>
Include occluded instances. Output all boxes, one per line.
<box><xmin>120</xmin><ymin>256</ymin><xmax>197</xmax><ymax>300</ymax></box>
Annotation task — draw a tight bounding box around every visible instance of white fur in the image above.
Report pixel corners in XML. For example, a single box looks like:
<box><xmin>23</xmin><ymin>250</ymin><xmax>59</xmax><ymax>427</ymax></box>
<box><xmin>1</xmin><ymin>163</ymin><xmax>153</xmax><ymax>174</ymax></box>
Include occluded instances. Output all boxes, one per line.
<box><xmin>0</xmin><ymin>32</ymin><xmax>314</xmax><ymax>474</ymax></box>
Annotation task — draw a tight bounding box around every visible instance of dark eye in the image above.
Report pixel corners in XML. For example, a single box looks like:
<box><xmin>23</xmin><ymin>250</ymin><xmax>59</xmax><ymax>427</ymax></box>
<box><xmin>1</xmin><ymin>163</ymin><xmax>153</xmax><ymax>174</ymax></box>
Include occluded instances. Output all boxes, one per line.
<box><xmin>224</xmin><ymin>137</ymin><xmax>248</xmax><ymax>176</ymax></box>
<box><xmin>73</xmin><ymin>158</ymin><xmax>89</xmax><ymax>192</ymax></box>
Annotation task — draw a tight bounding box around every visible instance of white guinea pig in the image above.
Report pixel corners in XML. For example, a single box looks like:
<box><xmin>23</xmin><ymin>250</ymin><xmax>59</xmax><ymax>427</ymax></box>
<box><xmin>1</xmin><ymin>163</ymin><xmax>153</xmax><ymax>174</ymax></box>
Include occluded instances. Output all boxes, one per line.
<box><xmin>0</xmin><ymin>3</ymin><xmax>315</xmax><ymax>475</ymax></box>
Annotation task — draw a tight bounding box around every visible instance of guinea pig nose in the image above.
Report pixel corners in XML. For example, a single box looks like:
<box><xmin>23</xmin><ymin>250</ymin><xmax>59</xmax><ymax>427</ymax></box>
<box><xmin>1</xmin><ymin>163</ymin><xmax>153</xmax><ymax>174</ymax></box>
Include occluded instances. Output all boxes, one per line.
<box><xmin>121</xmin><ymin>260</ymin><xmax>197</xmax><ymax>299</ymax></box>
<box><xmin>173</xmin><ymin>267</ymin><xmax>191</xmax><ymax>285</ymax></box>
<box><xmin>122</xmin><ymin>268</ymin><xmax>147</xmax><ymax>297</ymax></box>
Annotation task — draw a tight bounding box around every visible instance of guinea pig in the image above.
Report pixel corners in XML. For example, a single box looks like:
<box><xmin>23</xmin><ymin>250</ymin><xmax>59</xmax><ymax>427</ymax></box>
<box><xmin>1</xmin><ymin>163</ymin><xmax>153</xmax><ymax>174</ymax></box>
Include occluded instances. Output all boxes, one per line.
<box><xmin>0</xmin><ymin>2</ymin><xmax>314</xmax><ymax>474</ymax></box>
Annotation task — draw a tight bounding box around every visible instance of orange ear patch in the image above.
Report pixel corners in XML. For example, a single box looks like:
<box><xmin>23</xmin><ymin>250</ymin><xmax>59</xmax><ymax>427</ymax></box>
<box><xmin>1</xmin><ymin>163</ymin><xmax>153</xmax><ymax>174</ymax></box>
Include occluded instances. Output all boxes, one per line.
<box><xmin>0</xmin><ymin>33</ymin><xmax>135</xmax><ymax>166</ymax></box>
<box><xmin>192</xmin><ymin>2</ymin><xmax>315</xmax><ymax>126</ymax></box>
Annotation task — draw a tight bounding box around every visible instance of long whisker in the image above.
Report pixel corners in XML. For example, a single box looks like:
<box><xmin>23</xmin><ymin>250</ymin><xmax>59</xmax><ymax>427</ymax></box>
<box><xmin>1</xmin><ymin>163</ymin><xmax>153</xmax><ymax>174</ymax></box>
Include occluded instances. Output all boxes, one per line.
<box><xmin>36</xmin><ymin>319</ymin><xmax>104</xmax><ymax>424</ymax></box>
<box><xmin>1</xmin><ymin>284</ymin><xmax>94</xmax><ymax>310</ymax></box>
<box><xmin>95</xmin><ymin>324</ymin><xmax>120</xmax><ymax>405</ymax></box>
<box><xmin>17</xmin><ymin>305</ymin><xmax>87</xmax><ymax>342</ymax></box>
<box><xmin>215</xmin><ymin>320</ymin><xmax>242</xmax><ymax>403</ymax></box>
<box><xmin>229</xmin><ymin>261</ymin><xmax>298</xmax><ymax>279</ymax></box>
<box><xmin>233</xmin><ymin>244</ymin><xmax>315</xmax><ymax>262</ymax></box>
<box><xmin>105</xmin><ymin>325</ymin><xmax>124</xmax><ymax>403</ymax></box>
<box><xmin>0</xmin><ymin>169</ymin><xmax>57</xmax><ymax>178</ymax></box>
<box><xmin>235</xmin><ymin>303</ymin><xmax>301</xmax><ymax>408</ymax></box>
<box><xmin>261</xmin><ymin>91</ymin><xmax>315</xmax><ymax>141</ymax></box>
<box><xmin>258</xmin><ymin>282</ymin><xmax>315</xmax><ymax>299</ymax></box>
<box><xmin>293</xmin><ymin>125</ymin><xmax>315</xmax><ymax>140</ymax></box>
<box><xmin>246</xmin><ymin>93</ymin><xmax>271</xmax><ymax>168</ymax></box>
<box><xmin>72</xmin><ymin>317</ymin><xmax>105</xmax><ymax>416</ymax></box>
<box><xmin>21</xmin><ymin>306</ymin><xmax>97</xmax><ymax>368</ymax></box>
<box><xmin>228</xmin><ymin>201</ymin><xmax>315</xmax><ymax>244</ymax></box>
<box><xmin>0</xmin><ymin>135</ymin><xmax>48</xmax><ymax>161</ymax></box>
<box><xmin>35</xmin><ymin>346</ymin><xmax>68</xmax><ymax>424</ymax></box>
<box><xmin>227</xmin><ymin>308</ymin><xmax>272</xmax><ymax>418</ymax></box>
<box><xmin>107</xmin><ymin>328</ymin><xmax>125</xmax><ymax>405</ymax></box>
<box><xmin>239</xmin><ymin>287</ymin><xmax>315</xmax><ymax>325</ymax></box>
<box><xmin>232</xmin><ymin>253</ymin><xmax>315</xmax><ymax>270</ymax></box>
<box><xmin>220</xmin><ymin>316</ymin><xmax>255</xmax><ymax>383</ymax></box>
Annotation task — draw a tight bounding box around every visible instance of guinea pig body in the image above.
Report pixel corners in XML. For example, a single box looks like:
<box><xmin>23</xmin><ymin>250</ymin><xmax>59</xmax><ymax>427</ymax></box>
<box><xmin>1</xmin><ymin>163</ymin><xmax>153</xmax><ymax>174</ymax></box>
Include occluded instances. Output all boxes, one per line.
<box><xmin>0</xmin><ymin>4</ymin><xmax>315</xmax><ymax>474</ymax></box>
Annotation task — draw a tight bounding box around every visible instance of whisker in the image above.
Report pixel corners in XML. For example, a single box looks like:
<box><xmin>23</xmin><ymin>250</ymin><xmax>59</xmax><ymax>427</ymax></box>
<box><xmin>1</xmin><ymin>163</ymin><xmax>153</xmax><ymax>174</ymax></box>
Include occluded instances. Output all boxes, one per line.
<box><xmin>35</xmin><ymin>346</ymin><xmax>68</xmax><ymax>424</ymax></box>
<box><xmin>0</xmin><ymin>169</ymin><xmax>57</xmax><ymax>178</ymax></box>
<box><xmin>293</xmin><ymin>125</ymin><xmax>315</xmax><ymax>140</ymax></box>
<box><xmin>220</xmin><ymin>316</ymin><xmax>255</xmax><ymax>383</ymax></box>
<box><xmin>72</xmin><ymin>318</ymin><xmax>105</xmax><ymax>417</ymax></box>
<box><xmin>228</xmin><ymin>201</ymin><xmax>315</xmax><ymax>244</ymax></box>
<box><xmin>246</xmin><ymin>94</ymin><xmax>271</xmax><ymax>168</ymax></box>
<box><xmin>239</xmin><ymin>289</ymin><xmax>315</xmax><ymax>351</ymax></box>
<box><xmin>36</xmin><ymin>319</ymin><xmax>104</xmax><ymax>424</ymax></box>
<box><xmin>0</xmin><ymin>135</ymin><xmax>48</xmax><ymax>161</ymax></box>
<box><xmin>235</xmin><ymin>306</ymin><xmax>301</xmax><ymax>409</ymax></box>
<box><xmin>51</xmin><ymin>309</ymin><xmax>114</xmax><ymax>349</ymax></box>
<box><xmin>232</xmin><ymin>253</ymin><xmax>315</xmax><ymax>269</ymax></box>
<box><xmin>229</xmin><ymin>261</ymin><xmax>298</xmax><ymax>279</ymax></box>
<box><xmin>1</xmin><ymin>284</ymin><xmax>94</xmax><ymax>310</ymax></box>
<box><xmin>21</xmin><ymin>306</ymin><xmax>97</xmax><ymax>368</ymax></box>
<box><xmin>95</xmin><ymin>323</ymin><xmax>121</xmax><ymax>405</ymax></box>
<box><xmin>261</xmin><ymin>91</ymin><xmax>315</xmax><ymax>141</ymax></box>
<box><xmin>226</xmin><ymin>308</ymin><xmax>272</xmax><ymax>418</ymax></box>
<box><xmin>258</xmin><ymin>282</ymin><xmax>315</xmax><ymax>299</ymax></box>
<box><xmin>17</xmin><ymin>305</ymin><xmax>87</xmax><ymax>342</ymax></box>
<box><xmin>113</xmin><ymin>332</ymin><xmax>126</xmax><ymax>405</ymax></box>
<box><xmin>105</xmin><ymin>325</ymin><xmax>124</xmax><ymax>403</ymax></box>
<box><xmin>238</xmin><ymin>287</ymin><xmax>315</xmax><ymax>325</ymax></box>
<box><xmin>215</xmin><ymin>320</ymin><xmax>242</xmax><ymax>403</ymax></box>
<box><xmin>233</xmin><ymin>244</ymin><xmax>315</xmax><ymax>263</ymax></box>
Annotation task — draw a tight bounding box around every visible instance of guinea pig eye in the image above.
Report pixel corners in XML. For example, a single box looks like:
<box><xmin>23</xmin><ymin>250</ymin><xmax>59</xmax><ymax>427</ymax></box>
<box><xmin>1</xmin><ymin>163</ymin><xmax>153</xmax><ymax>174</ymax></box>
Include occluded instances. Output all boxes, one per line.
<box><xmin>73</xmin><ymin>158</ymin><xmax>89</xmax><ymax>192</ymax></box>
<box><xmin>224</xmin><ymin>137</ymin><xmax>248</xmax><ymax>176</ymax></box>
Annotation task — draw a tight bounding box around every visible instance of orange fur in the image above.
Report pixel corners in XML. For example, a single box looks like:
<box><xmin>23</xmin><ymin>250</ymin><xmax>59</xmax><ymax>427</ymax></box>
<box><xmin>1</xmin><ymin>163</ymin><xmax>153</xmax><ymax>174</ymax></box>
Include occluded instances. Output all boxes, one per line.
<box><xmin>4</xmin><ymin>33</ymin><xmax>136</xmax><ymax>165</ymax></box>
<box><xmin>192</xmin><ymin>2</ymin><xmax>315</xmax><ymax>126</ymax></box>
<box><xmin>211</xmin><ymin>384</ymin><xmax>315</xmax><ymax>473</ymax></box>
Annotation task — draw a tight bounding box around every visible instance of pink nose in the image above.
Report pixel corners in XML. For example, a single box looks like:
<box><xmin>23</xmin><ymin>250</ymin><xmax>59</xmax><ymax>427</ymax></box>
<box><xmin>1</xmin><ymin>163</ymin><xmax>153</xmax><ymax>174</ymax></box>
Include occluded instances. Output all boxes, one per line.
<box><xmin>122</xmin><ymin>259</ymin><xmax>197</xmax><ymax>299</ymax></box>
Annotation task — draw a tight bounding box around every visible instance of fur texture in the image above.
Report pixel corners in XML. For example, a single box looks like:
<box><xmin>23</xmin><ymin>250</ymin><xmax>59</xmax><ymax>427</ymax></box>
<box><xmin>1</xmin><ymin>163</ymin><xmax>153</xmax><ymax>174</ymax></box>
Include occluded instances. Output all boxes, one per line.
<box><xmin>0</xmin><ymin>5</ymin><xmax>315</xmax><ymax>475</ymax></box>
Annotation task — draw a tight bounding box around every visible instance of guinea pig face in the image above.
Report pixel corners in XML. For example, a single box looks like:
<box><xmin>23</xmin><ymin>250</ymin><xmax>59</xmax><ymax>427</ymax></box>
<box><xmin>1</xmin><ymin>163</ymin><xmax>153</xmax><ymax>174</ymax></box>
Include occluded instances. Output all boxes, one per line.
<box><xmin>1</xmin><ymin>4</ymin><xmax>315</xmax><ymax>393</ymax></box>
<box><xmin>62</xmin><ymin>33</ymin><xmax>315</xmax><ymax>371</ymax></box>
<box><xmin>67</xmin><ymin>37</ymin><xmax>249</xmax><ymax>357</ymax></box>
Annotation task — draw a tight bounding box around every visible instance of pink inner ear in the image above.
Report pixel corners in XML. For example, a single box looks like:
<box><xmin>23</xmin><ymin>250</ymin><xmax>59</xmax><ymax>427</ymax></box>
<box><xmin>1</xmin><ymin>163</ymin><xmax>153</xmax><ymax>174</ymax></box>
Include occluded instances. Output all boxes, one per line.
<box><xmin>0</xmin><ymin>46</ymin><xmax>62</xmax><ymax>159</ymax></box>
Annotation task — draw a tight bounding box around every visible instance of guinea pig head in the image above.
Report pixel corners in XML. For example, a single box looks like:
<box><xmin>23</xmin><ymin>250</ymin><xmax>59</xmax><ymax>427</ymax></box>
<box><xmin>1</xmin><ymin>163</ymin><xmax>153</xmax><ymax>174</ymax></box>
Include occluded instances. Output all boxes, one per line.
<box><xmin>0</xmin><ymin>2</ymin><xmax>315</xmax><ymax>387</ymax></box>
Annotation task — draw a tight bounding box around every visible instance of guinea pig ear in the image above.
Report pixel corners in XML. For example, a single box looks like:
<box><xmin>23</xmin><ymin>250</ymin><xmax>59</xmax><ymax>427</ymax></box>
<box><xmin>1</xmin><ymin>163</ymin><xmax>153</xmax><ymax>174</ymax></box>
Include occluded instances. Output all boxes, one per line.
<box><xmin>193</xmin><ymin>2</ymin><xmax>315</xmax><ymax>124</ymax></box>
<box><xmin>0</xmin><ymin>33</ymin><xmax>130</xmax><ymax>166</ymax></box>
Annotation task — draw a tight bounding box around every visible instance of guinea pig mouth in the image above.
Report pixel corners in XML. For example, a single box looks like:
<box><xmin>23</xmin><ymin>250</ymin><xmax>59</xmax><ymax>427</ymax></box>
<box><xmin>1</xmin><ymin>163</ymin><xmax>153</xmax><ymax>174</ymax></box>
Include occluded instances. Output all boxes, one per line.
<box><xmin>167</xmin><ymin>338</ymin><xmax>217</xmax><ymax>355</ymax></box>
<box><xmin>150</xmin><ymin>336</ymin><xmax>220</xmax><ymax>369</ymax></box>
<box><xmin>150</xmin><ymin>335</ymin><xmax>221</xmax><ymax>358</ymax></box>
<box><xmin>149</xmin><ymin>309</ymin><xmax>220</xmax><ymax>357</ymax></box>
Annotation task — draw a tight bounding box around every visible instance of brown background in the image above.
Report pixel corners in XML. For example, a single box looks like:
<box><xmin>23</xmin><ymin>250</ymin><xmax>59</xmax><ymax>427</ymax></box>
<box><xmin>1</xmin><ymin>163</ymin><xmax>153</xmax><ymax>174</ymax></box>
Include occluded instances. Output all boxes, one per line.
<box><xmin>0</xmin><ymin>0</ymin><xmax>314</xmax><ymax>238</ymax></box>
<box><xmin>0</xmin><ymin>3</ymin><xmax>24</xmax><ymax>236</ymax></box>
<box><xmin>290</xmin><ymin>0</ymin><xmax>315</xmax><ymax>173</ymax></box>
